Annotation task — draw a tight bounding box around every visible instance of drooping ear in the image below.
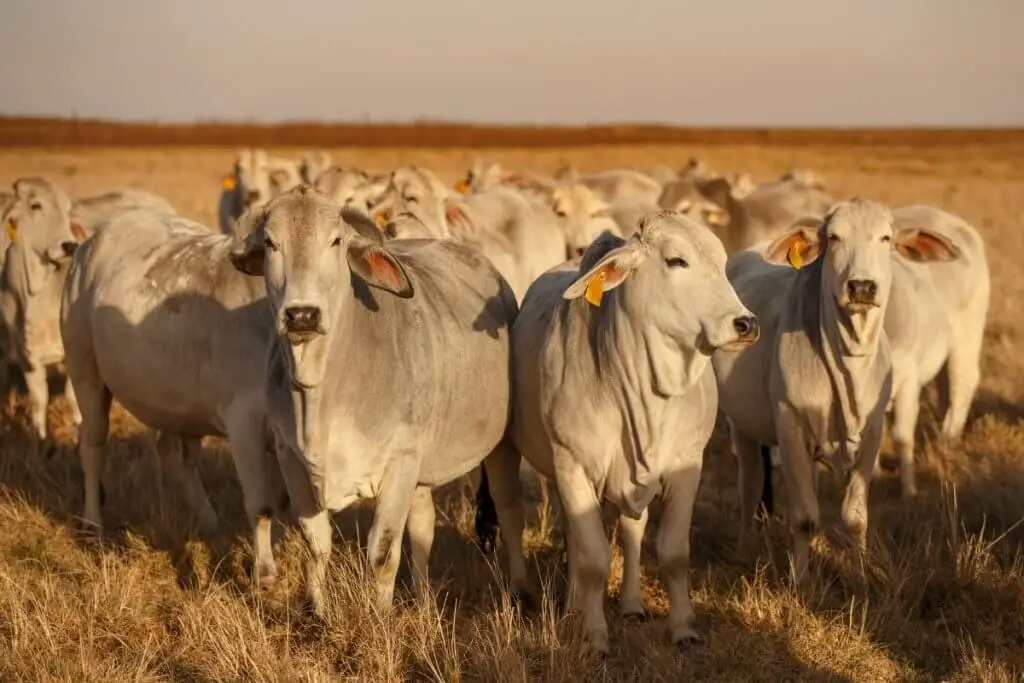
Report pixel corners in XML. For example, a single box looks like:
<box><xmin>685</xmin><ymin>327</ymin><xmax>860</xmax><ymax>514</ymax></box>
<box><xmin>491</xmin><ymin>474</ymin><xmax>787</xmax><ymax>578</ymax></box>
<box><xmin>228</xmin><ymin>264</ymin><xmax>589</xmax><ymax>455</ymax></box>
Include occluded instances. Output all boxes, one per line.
<box><xmin>562</xmin><ymin>242</ymin><xmax>643</xmax><ymax>306</ymax></box>
<box><xmin>347</xmin><ymin>237</ymin><xmax>413</xmax><ymax>298</ymax></box>
<box><xmin>228</xmin><ymin>209</ymin><xmax>268</xmax><ymax>276</ymax></box>
<box><xmin>764</xmin><ymin>217</ymin><xmax>823</xmax><ymax>268</ymax></box>
<box><xmin>893</xmin><ymin>228</ymin><xmax>961</xmax><ymax>263</ymax></box>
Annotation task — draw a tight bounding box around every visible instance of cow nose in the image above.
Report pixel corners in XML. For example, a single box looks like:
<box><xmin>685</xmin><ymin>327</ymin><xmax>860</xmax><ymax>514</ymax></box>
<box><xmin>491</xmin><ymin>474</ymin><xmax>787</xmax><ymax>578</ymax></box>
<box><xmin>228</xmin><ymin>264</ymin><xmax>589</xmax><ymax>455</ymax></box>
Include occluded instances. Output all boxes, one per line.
<box><xmin>733</xmin><ymin>315</ymin><xmax>759</xmax><ymax>340</ymax></box>
<box><xmin>569</xmin><ymin>246</ymin><xmax>586</xmax><ymax>260</ymax></box>
<box><xmin>847</xmin><ymin>279</ymin><xmax>877</xmax><ymax>302</ymax></box>
<box><xmin>284</xmin><ymin>306</ymin><xmax>321</xmax><ymax>333</ymax></box>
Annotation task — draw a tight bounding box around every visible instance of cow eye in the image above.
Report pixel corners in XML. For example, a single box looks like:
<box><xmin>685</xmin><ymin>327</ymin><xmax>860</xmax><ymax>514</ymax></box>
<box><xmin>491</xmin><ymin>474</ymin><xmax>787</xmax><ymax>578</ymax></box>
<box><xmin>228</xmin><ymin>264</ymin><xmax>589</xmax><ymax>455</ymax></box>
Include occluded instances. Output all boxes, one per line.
<box><xmin>403</xmin><ymin>195</ymin><xmax>418</xmax><ymax>204</ymax></box>
<box><xmin>331</xmin><ymin>237</ymin><xmax>342</xmax><ymax>247</ymax></box>
<box><xmin>554</xmin><ymin>208</ymin><xmax>567</xmax><ymax>218</ymax></box>
<box><xmin>29</xmin><ymin>201</ymin><xmax>43</xmax><ymax>213</ymax></box>
<box><xmin>881</xmin><ymin>235</ymin><xmax>892</xmax><ymax>243</ymax></box>
<box><xmin>666</xmin><ymin>256</ymin><xmax>689</xmax><ymax>268</ymax></box>
<box><xmin>263</xmin><ymin>236</ymin><xmax>278</xmax><ymax>251</ymax></box>
<box><xmin>828</xmin><ymin>234</ymin><xmax>840</xmax><ymax>243</ymax></box>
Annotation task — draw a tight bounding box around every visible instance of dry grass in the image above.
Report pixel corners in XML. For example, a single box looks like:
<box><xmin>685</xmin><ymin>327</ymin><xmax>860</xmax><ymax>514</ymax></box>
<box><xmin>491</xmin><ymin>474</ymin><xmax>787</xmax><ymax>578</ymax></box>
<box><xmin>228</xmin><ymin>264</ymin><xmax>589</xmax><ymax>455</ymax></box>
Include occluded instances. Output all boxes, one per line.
<box><xmin>1</xmin><ymin>138</ymin><xmax>1023</xmax><ymax>682</ymax></box>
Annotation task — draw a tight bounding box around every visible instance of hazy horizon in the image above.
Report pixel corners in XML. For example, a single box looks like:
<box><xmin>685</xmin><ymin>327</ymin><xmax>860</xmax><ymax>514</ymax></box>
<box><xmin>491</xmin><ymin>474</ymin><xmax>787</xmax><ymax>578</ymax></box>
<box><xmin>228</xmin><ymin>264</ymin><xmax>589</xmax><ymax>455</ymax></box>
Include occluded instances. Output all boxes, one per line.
<box><xmin>1</xmin><ymin>0</ymin><xmax>1021</xmax><ymax>127</ymax></box>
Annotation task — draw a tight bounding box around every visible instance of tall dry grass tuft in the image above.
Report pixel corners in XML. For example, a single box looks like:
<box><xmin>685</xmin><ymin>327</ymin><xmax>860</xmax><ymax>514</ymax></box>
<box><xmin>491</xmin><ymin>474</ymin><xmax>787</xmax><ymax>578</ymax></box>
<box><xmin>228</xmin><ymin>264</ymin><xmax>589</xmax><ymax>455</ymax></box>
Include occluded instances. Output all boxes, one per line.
<box><xmin>0</xmin><ymin>145</ymin><xmax>1023</xmax><ymax>681</ymax></box>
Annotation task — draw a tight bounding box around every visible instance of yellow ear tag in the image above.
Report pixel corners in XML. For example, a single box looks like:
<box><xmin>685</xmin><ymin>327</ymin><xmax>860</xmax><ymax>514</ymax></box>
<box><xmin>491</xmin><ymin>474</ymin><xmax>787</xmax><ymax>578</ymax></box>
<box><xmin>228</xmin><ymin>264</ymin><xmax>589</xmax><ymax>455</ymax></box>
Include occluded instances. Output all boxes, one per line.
<box><xmin>5</xmin><ymin>219</ymin><xmax>16</xmax><ymax>243</ymax></box>
<box><xmin>222</xmin><ymin>175</ymin><xmax>236</xmax><ymax>190</ymax></box>
<box><xmin>584</xmin><ymin>268</ymin><xmax>608</xmax><ymax>307</ymax></box>
<box><xmin>787</xmin><ymin>236</ymin><xmax>806</xmax><ymax>269</ymax></box>
<box><xmin>374</xmin><ymin>211</ymin><xmax>390</xmax><ymax>227</ymax></box>
<box><xmin>454</xmin><ymin>179</ymin><xmax>470</xmax><ymax>193</ymax></box>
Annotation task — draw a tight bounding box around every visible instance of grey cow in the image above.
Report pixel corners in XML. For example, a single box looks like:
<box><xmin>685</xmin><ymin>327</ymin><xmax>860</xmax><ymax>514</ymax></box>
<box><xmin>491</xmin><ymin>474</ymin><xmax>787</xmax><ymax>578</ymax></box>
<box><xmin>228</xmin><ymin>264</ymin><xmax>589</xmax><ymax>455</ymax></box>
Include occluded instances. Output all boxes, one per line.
<box><xmin>228</xmin><ymin>186</ymin><xmax>527</xmax><ymax>616</ymax></box>
<box><xmin>61</xmin><ymin>209</ymin><xmax>289</xmax><ymax>587</ymax></box>
<box><xmin>712</xmin><ymin>199</ymin><xmax>961</xmax><ymax>582</ymax></box>
<box><xmin>487</xmin><ymin>212</ymin><xmax>759</xmax><ymax>654</ymax></box>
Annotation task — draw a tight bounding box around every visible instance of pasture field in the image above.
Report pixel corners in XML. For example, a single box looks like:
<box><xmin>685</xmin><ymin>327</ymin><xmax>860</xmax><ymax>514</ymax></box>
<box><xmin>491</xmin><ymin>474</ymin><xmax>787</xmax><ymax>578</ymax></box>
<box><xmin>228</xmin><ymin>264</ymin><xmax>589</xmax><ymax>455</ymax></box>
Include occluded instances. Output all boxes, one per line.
<box><xmin>0</xmin><ymin>135</ymin><xmax>1023</xmax><ymax>682</ymax></box>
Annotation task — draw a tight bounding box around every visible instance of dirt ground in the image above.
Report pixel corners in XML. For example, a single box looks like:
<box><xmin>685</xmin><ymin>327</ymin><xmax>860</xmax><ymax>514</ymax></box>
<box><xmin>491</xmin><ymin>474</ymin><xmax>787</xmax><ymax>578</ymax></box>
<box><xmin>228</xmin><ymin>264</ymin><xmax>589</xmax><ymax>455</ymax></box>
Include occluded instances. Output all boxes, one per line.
<box><xmin>0</xmin><ymin>140</ymin><xmax>1022</xmax><ymax>682</ymax></box>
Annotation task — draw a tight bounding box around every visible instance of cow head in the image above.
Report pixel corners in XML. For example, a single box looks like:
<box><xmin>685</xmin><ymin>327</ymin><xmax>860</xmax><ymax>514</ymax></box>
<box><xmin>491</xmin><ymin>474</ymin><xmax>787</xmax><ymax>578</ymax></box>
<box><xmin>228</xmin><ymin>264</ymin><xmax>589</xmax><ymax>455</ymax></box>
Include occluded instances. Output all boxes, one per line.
<box><xmin>562</xmin><ymin>210</ymin><xmax>759</xmax><ymax>394</ymax></box>
<box><xmin>230</xmin><ymin>185</ymin><xmax>412</xmax><ymax>389</ymax></box>
<box><xmin>765</xmin><ymin>198</ymin><xmax>960</xmax><ymax>319</ymax></box>
<box><xmin>2</xmin><ymin>178</ymin><xmax>83</xmax><ymax>296</ymax></box>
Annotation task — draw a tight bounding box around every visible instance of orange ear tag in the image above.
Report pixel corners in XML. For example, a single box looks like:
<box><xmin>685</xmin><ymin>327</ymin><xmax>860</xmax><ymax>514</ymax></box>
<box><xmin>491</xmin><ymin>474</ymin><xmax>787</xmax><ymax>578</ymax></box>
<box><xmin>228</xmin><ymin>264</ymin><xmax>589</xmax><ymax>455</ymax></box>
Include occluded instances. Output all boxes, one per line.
<box><xmin>787</xmin><ymin>236</ymin><xmax>806</xmax><ymax>269</ymax></box>
<box><xmin>584</xmin><ymin>268</ymin><xmax>607</xmax><ymax>307</ymax></box>
<box><xmin>5</xmin><ymin>219</ymin><xmax>17</xmax><ymax>243</ymax></box>
<box><xmin>222</xmin><ymin>175</ymin><xmax>237</xmax><ymax>190</ymax></box>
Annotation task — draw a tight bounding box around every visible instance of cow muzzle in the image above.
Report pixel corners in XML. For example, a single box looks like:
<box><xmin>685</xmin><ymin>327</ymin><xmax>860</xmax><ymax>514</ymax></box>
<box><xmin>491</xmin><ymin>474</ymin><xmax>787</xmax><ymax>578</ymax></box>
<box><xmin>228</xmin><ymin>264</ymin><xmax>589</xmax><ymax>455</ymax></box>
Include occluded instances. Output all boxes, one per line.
<box><xmin>283</xmin><ymin>305</ymin><xmax>324</xmax><ymax>343</ymax></box>
<box><xmin>845</xmin><ymin>279</ymin><xmax>879</xmax><ymax>311</ymax></box>
<box><xmin>718</xmin><ymin>315</ymin><xmax>760</xmax><ymax>351</ymax></box>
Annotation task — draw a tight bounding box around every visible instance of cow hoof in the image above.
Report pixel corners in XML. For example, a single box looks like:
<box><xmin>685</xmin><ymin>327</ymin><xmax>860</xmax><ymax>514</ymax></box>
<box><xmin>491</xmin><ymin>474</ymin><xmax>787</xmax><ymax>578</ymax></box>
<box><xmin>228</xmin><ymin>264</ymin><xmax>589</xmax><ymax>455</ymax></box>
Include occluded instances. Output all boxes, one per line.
<box><xmin>621</xmin><ymin>609</ymin><xmax>649</xmax><ymax>622</ymax></box>
<box><xmin>672</xmin><ymin>629</ymin><xmax>705</xmax><ymax>649</ymax></box>
<box><xmin>511</xmin><ymin>590</ymin><xmax>537</xmax><ymax>614</ymax></box>
<box><xmin>585</xmin><ymin>631</ymin><xmax>610</xmax><ymax>657</ymax></box>
<box><xmin>256</xmin><ymin>565</ymin><xmax>278</xmax><ymax>590</ymax></box>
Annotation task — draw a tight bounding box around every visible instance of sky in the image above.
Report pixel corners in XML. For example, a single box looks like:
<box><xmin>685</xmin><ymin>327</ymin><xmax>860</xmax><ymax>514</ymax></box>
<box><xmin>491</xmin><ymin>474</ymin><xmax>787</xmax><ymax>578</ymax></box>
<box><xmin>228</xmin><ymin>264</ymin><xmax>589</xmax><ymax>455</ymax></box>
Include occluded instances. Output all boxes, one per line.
<box><xmin>0</xmin><ymin>0</ymin><xmax>1021</xmax><ymax>127</ymax></box>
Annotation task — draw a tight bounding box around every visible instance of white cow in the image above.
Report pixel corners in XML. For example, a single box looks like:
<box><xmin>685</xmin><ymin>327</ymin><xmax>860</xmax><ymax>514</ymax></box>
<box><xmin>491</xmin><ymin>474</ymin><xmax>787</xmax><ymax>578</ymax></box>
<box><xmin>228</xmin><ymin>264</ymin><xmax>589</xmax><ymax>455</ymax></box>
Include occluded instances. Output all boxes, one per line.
<box><xmin>0</xmin><ymin>179</ymin><xmax>86</xmax><ymax>439</ymax></box>
<box><xmin>313</xmin><ymin>166</ymin><xmax>389</xmax><ymax>215</ymax></box>
<box><xmin>218</xmin><ymin>149</ymin><xmax>303</xmax><ymax>236</ymax></box>
<box><xmin>712</xmin><ymin>199</ymin><xmax>961</xmax><ymax>581</ymax></box>
<box><xmin>487</xmin><ymin>211</ymin><xmax>759</xmax><ymax>653</ymax></box>
<box><xmin>61</xmin><ymin>209</ymin><xmax>289</xmax><ymax>588</ymax></box>
<box><xmin>374</xmin><ymin>166</ymin><xmax>566</xmax><ymax>301</ymax></box>
<box><xmin>550</xmin><ymin>184</ymin><xmax>657</xmax><ymax>258</ymax></box>
<box><xmin>880</xmin><ymin>205</ymin><xmax>989</xmax><ymax>496</ymax></box>
<box><xmin>561</xmin><ymin>168</ymin><xmax>664</xmax><ymax>205</ymax></box>
<box><xmin>0</xmin><ymin>181</ymin><xmax>178</xmax><ymax>438</ymax></box>
<box><xmin>228</xmin><ymin>186</ymin><xmax>527</xmax><ymax>615</ymax></box>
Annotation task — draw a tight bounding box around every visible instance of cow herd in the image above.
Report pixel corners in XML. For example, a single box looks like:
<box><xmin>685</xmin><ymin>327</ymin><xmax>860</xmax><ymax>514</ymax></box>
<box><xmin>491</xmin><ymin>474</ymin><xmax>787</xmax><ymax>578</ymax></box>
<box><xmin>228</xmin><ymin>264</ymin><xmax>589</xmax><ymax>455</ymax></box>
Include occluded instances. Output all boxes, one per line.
<box><xmin>0</xmin><ymin>148</ymin><xmax>990</xmax><ymax>655</ymax></box>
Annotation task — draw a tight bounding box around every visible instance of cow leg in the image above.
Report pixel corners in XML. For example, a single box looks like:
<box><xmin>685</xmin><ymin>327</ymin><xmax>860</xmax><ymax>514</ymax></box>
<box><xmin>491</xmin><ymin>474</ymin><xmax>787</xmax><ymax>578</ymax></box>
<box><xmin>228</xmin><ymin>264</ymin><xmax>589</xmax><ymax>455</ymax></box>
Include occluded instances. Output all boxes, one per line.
<box><xmin>482</xmin><ymin>438</ymin><xmax>529</xmax><ymax>601</ymax></box>
<box><xmin>659</xmin><ymin>465</ymin><xmax>703</xmax><ymax>646</ymax></box>
<box><xmin>618</xmin><ymin>508</ymin><xmax>647</xmax><ymax>617</ymax></box>
<box><xmin>941</xmin><ymin>317</ymin><xmax>984</xmax><ymax>440</ymax></box>
<box><xmin>776</xmin><ymin>413</ymin><xmax>819</xmax><ymax>585</ymax></box>
<box><xmin>63</xmin><ymin>374</ymin><xmax>82</xmax><ymax>427</ymax></box>
<box><xmin>890</xmin><ymin>377</ymin><xmax>920</xmax><ymax>498</ymax></box>
<box><xmin>406</xmin><ymin>485</ymin><xmax>435</xmax><ymax>599</ymax></box>
<box><xmin>24</xmin><ymin>363</ymin><xmax>49</xmax><ymax>440</ymax></box>
<box><xmin>368</xmin><ymin>450</ymin><xmax>420</xmax><ymax>609</ymax></box>
<box><xmin>732</xmin><ymin>423</ymin><xmax>768</xmax><ymax>558</ymax></box>
<box><xmin>76</xmin><ymin>381</ymin><xmax>113</xmax><ymax>533</ymax></box>
<box><xmin>554</xmin><ymin>455</ymin><xmax>611</xmax><ymax>655</ymax></box>
<box><xmin>841</xmin><ymin>419</ymin><xmax>883</xmax><ymax>556</ymax></box>
<box><xmin>277</xmin><ymin>449</ymin><xmax>333</xmax><ymax>617</ymax></box>
<box><xmin>225</xmin><ymin>411</ymin><xmax>282</xmax><ymax>588</ymax></box>
<box><xmin>157</xmin><ymin>433</ymin><xmax>219</xmax><ymax>534</ymax></box>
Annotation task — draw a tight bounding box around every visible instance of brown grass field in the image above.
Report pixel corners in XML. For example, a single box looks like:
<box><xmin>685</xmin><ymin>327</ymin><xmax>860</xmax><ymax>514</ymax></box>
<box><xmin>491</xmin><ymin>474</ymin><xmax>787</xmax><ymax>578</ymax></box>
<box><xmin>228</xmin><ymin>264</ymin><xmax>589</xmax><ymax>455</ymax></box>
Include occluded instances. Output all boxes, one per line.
<box><xmin>0</xmin><ymin>122</ymin><xmax>1023</xmax><ymax>682</ymax></box>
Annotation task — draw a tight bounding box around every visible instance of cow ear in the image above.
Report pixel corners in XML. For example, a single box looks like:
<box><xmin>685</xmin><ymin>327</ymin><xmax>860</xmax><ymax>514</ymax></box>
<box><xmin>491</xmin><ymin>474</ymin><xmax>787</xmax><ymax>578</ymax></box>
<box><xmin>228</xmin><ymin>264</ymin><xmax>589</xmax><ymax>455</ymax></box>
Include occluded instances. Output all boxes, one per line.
<box><xmin>347</xmin><ymin>238</ymin><xmax>413</xmax><ymax>298</ymax></box>
<box><xmin>229</xmin><ymin>209</ymin><xmax>267</xmax><ymax>276</ymax></box>
<box><xmin>563</xmin><ymin>243</ymin><xmax>642</xmax><ymax>306</ymax></box>
<box><xmin>70</xmin><ymin>221</ymin><xmax>87</xmax><ymax>241</ymax></box>
<box><xmin>696</xmin><ymin>177</ymin><xmax>733</xmax><ymax>208</ymax></box>
<box><xmin>764</xmin><ymin>217</ymin><xmax>823</xmax><ymax>268</ymax></box>
<box><xmin>893</xmin><ymin>228</ymin><xmax>960</xmax><ymax>263</ymax></box>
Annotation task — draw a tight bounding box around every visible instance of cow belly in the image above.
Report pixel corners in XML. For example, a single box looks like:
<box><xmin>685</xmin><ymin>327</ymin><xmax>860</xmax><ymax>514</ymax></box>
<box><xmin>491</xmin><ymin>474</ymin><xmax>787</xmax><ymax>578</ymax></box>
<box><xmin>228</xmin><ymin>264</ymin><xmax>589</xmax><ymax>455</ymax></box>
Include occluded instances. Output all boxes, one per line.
<box><xmin>98</xmin><ymin>360</ymin><xmax>222</xmax><ymax>436</ymax></box>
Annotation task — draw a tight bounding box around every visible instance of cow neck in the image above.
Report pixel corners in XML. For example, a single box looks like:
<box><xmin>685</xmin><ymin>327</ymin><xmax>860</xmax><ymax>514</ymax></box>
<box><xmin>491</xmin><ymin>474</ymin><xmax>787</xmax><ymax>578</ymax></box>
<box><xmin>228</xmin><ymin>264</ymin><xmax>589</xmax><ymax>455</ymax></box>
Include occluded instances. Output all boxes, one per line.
<box><xmin>594</xmin><ymin>285</ymin><xmax>705</xmax><ymax>498</ymax></box>
<box><xmin>803</xmin><ymin>258</ymin><xmax>886</xmax><ymax>472</ymax></box>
